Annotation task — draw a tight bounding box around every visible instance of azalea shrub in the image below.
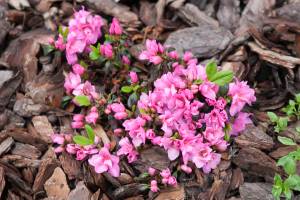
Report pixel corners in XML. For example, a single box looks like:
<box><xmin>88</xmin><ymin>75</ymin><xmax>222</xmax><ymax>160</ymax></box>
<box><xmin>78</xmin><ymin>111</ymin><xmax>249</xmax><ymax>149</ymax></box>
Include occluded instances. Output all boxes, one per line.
<box><xmin>50</xmin><ymin>8</ymin><xmax>256</xmax><ymax>192</ymax></box>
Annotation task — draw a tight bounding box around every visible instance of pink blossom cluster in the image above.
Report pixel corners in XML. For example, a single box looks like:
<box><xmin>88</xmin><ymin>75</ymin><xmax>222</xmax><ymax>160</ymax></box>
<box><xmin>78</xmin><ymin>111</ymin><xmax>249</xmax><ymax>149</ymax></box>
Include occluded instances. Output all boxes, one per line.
<box><xmin>50</xmin><ymin>8</ymin><xmax>257</xmax><ymax>187</ymax></box>
<box><xmin>66</xmin><ymin>8</ymin><xmax>103</xmax><ymax>64</ymax></box>
<box><xmin>118</xmin><ymin>40</ymin><xmax>256</xmax><ymax>174</ymax></box>
<box><xmin>147</xmin><ymin>167</ymin><xmax>177</xmax><ymax>192</ymax></box>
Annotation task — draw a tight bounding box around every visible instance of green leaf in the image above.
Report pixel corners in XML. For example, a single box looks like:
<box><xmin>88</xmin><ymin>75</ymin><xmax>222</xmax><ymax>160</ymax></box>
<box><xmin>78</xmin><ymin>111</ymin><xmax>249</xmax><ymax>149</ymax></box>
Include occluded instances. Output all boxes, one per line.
<box><xmin>206</xmin><ymin>61</ymin><xmax>217</xmax><ymax>80</ymax></box>
<box><xmin>42</xmin><ymin>44</ymin><xmax>55</xmax><ymax>55</ymax></box>
<box><xmin>74</xmin><ymin>95</ymin><xmax>91</xmax><ymax>106</ymax></box>
<box><xmin>79</xmin><ymin>60</ymin><xmax>88</xmax><ymax>68</ymax></box>
<box><xmin>89</xmin><ymin>51</ymin><xmax>100</xmax><ymax>60</ymax></box>
<box><xmin>296</xmin><ymin>127</ymin><xmax>300</xmax><ymax>133</ymax></box>
<box><xmin>284</xmin><ymin>174</ymin><xmax>300</xmax><ymax>191</ymax></box>
<box><xmin>73</xmin><ymin>135</ymin><xmax>93</xmax><ymax>146</ymax></box>
<box><xmin>267</xmin><ymin>112</ymin><xmax>278</xmax><ymax>122</ymax></box>
<box><xmin>272</xmin><ymin>174</ymin><xmax>283</xmax><ymax>200</ymax></box>
<box><xmin>210</xmin><ymin>70</ymin><xmax>234</xmax><ymax>86</ymax></box>
<box><xmin>133</xmin><ymin>85</ymin><xmax>140</xmax><ymax>92</ymax></box>
<box><xmin>193</xmin><ymin>79</ymin><xmax>203</xmax><ymax>84</ymax></box>
<box><xmin>295</xmin><ymin>93</ymin><xmax>300</xmax><ymax>104</ymax></box>
<box><xmin>277</xmin><ymin>155</ymin><xmax>296</xmax><ymax>175</ymax></box>
<box><xmin>61</xmin><ymin>96</ymin><xmax>72</xmax><ymax>108</ymax></box>
<box><xmin>127</xmin><ymin>92</ymin><xmax>138</xmax><ymax>108</ymax></box>
<box><xmin>283</xmin><ymin>186</ymin><xmax>292</xmax><ymax>200</ymax></box>
<box><xmin>278</xmin><ymin>136</ymin><xmax>296</xmax><ymax>146</ymax></box>
<box><xmin>121</xmin><ymin>86</ymin><xmax>133</xmax><ymax>93</ymax></box>
<box><xmin>278</xmin><ymin>117</ymin><xmax>288</xmax><ymax>130</ymax></box>
<box><xmin>85</xmin><ymin>124</ymin><xmax>95</xmax><ymax>143</ymax></box>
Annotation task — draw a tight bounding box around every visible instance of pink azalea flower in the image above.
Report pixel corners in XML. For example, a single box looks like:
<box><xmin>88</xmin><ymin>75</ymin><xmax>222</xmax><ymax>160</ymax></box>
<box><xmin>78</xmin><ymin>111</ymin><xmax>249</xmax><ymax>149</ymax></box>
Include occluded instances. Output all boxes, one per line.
<box><xmin>122</xmin><ymin>117</ymin><xmax>146</xmax><ymax>147</ymax></box>
<box><xmin>122</xmin><ymin>55</ymin><xmax>130</xmax><ymax>65</ymax></box>
<box><xmin>168</xmin><ymin>51</ymin><xmax>179</xmax><ymax>59</ymax></box>
<box><xmin>167</xmin><ymin>176</ymin><xmax>177</xmax><ymax>186</ymax></box>
<box><xmin>113</xmin><ymin>128</ymin><xmax>123</xmax><ymax>136</ymax></box>
<box><xmin>54</xmin><ymin>146</ymin><xmax>64</xmax><ymax>153</ymax></box>
<box><xmin>110</xmin><ymin>103</ymin><xmax>128</xmax><ymax>120</ymax></box>
<box><xmin>76</xmin><ymin>149</ymin><xmax>88</xmax><ymax>160</ymax></box>
<box><xmin>183</xmin><ymin>51</ymin><xmax>193</xmax><ymax>62</ymax></box>
<box><xmin>54</xmin><ymin>34</ymin><xmax>65</xmax><ymax>51</ymax></box>
<box><xmin>150</xmin><ymin>180</ymin><xmax>159</xmax><ymax>192</ymax></box>
<box><xmin>72</xmin><ymin>114</ymin><xmax>85</xmax><ymax>129</ymax></box>
<box><xmin>160</xmin><ymin>168</ymin><xmax>172</xmax><ymax>184</ymax></box>
<box><xmin>88</xmin><ymin>146</ymin><xmax>120</xmax><ymax>177</ymax></box>
<box><xmin>129</xmin><ymin>71</ymin><xmax>139</xmax><ymax>84</ymax></box>
<box><xmin>66</xmin><ymin>8</ymin><xmax>103</xmax><ymax>64</ymax></box>
<box><xmin>216</xmin><ymin>97</ymin><xmax>227</xmax><ymax>110</ymax></box>
<box><xmin>228</xmin><ymin>80</ymin><xmax>256</xmax><ymax>116</ymax></box>
<box><xmin>109</xmin><ymin>18</ymin><xmax>122</xmax><ymax>35</ymax></box>
<box><xmin>100</xmin><ymin>43</ymin><xmax>113</xmax><ymax>59</ymax></box>
<box><xmin>64</xmin><ymin>72</ymin><xmax>81</xmax><ymax>94</ymax></box>
<box><xmin>85</xmin><ymin>106</ymin><xmax>99</xmax><ymax>124</ymax></box>
<box><xmin>202</xmin><ymin>153</ymin><xmax>221</xmax><ymax>173</ymax></box>
<box><xmin>230</xmin><ymin>112</ymin><xmax>252</xmax><ymax>136</ymax></box>
<box><xmin>148</xmin><ymin>167</ymin><xmax>156</xmax><ymax>176</ymax></box>
<box><xmin>203</xmin><ymin>127</ymin><xmax>224</xmax><ymax>145</ymax></box>
<box><xmin>199</xmin><ymin>81</ymin><xmax>219</xmax><ymax>100</ymax></box>
<box><xmin>204</xmin><ymin>109</ymin><xmax>228</xmax><ymax>128</ymax></box>
<box><xmin>215</xmin><ymin>140</ymin><xmax>228</xmax><ymax>152</ymax></box>
<box><xmin>73</xmin><ymin>81</ymin><xmax>99</xmax><ymax>100</ymax></box>
<box><xmin>192</xmin><ymin>144</ymin><xmax>213</xmax><ymax>169</ymax></box>
<box><xmin>51</xmin><ymin>134</ymin><xmax>65</xmax><ymax>145</ymax></box>
<box><xmin>181</xmin><ymin>165</ymin><xmax>192</xmax><ymax>174</ymax></box>
<box><xmin>72</xmin><ymin>64</ymin><xmax>85</xmax><ymax>75</ymax></box>
<box><xmin>139</xmin><ymin>39</ymin><xmax>164</xmax><ymax>65</ymax></box>
<box><xmin>66</xmin><ymin>144</ymin><xmax>79</xmax><ymax>154</ymax></box>
<box><xmin>117</xmin><ymin>137</ymin><xmax>138</xmax><ymax>163</ymax></box>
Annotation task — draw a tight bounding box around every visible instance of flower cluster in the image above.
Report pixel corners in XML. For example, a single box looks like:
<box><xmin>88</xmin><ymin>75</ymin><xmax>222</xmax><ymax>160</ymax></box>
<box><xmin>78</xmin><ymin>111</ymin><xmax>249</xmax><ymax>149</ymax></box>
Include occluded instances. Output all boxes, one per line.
<box><xmin>50</xmin><ymin>8</ymin><xmax>256</xmax><ymax>191</ymax></box>
<box><xmin>120</xmin><ymin>41</ymin><xmax>256</xmax><ymax>174</ymax></box>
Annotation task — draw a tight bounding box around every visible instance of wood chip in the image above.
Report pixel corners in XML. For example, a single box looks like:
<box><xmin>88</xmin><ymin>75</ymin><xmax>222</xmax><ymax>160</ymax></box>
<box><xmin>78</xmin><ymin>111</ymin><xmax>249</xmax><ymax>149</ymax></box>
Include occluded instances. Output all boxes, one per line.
<box><xmin>11</xmin><ymin>142</ymin><xmax>41</xmax><ymax>159</ymax></box>
<box><xmin>229</xmin><ymin>168</ymin><xmax>244</xmax><ymax>191</ymax></box>
<box><xmin>67</xmin><ymin>181</ymin><xmax>92</xmax><ymax>200</ymax></box>
<box><xmin>59</xmin><ymin>152</ymin><xmax>81</xmax><ymax>180</ymax></box>
<box><xmin>44</xmin><ymin>167</ymin><xmax>70</xmax><ymax>200</ymax></box>
<box><xmin>248</xmin><ymin>42</ymin><xmax>300</xmax><ymax>68</ymax></box>
<box><xmin>1</xmin><ymin>155</ymin><xmax>40</xmax><ymax>168</ymax></box>
<box><xmin>233</xmin><ymin>147</ymin><xmax>278</xmax><ymax>181</ymax></box>
<box><xmin>87</xmin><ymin>0</ymin><xmax>139</xmax><ymax>25</ymax></box>
<box><xmin>165</xmin><ymin>26</ymin><xmax>233</xmax><ymax>58</ymax></box>
<box><xmin>0</xmin><ymin>137</ymin><xmax>14</xmax><ymax>156</ymax></box>
<box><xmin>32</xmin><ymin>115</ymin><xmax>54</xmax><ymax>143</ymax></box>
<box><xmin>33</xmin><ymin>158</ymin><xmax>59</xmax><ymax>192</ymax></box>
<box><xmin>6</xmin><ymin>128</ymin><xmax>48</xmax><ymax>152</ymax></box>
<box><xmin>0</xmin><ymin>167</ymin><xmax>5</xmax><ymax>198</ymax></box>
<box><xmin>239</xmin><ymin>182</ymin><xmax>273</xmax><ymax>200</ymax></box>
<box><xmin>235</xmin><ymin>124</ymin><xmax>274</xmax><ymax>150</ymax></box>
<box><xmin>112</xmin><ymin>183</ymin><xmax>149</xmax><ymax>199</ymax></box>
<box><xmin>269</xmin><ymin>146</ymin><xmax>298</xmax><ymax>159</ymax></box>
<box><xmin>177</xmin><ymin>3</ymin><xmax>219</xmax><ymax>27</ymax></box>
<box><xmin>155</xmin><ymin>186</ymin><xmax>185</xmax><ymax>200</ymax></box>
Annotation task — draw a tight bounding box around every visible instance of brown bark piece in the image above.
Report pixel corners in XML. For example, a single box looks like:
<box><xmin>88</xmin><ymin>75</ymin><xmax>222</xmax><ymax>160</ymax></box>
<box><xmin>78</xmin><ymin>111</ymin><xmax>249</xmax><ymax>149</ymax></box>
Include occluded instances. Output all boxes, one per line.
<box><xmin>67</xmin><ymin>181</ymin><xmax>92</xmax><ymax>200</ymax></box>
<box><xmin>33</xmin><ymin>158</ymin><xmax>59</xmax><ymax>192</ymax></box>
<box><xmin>44</xmin><ymin>167</ymin><xmax>70</xmax><ymax>200</ymax></box>
<box><xmin>31</xmin><ymin>115</ymin><xmax>54</xmax><ymax>143</ymax></box>
<box><xmin>235</xmin><ymin>124</ymin><xmax>274</xmax><ymax>150</ymax></box>
<box><xmin>233</xmin><ymin>147</ymin><xmax>278</xmax><ymax>181</ymax></box>
<box><xmin>59</xmin><ymin>152</ymin><xmax>81</xmax><ymax>180</ymax></box>
<box><xmin>11</xmin><ymin>142</ymin><xmax>41</xmax><ymax>159</ymax></box>
<box><xmin>0</xmin><ymin>167</ymin><xmax>5</xmax><ymax>198</ymax></box>
<box><xmin>0</xmin><ymin>137</ymin><xmax>14</xmax><ymax>156</ymax></box>
<box><xmin>155</xmin><ymin>186</ymin><xmax>185</xmax><ymax>200</ymax></box>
